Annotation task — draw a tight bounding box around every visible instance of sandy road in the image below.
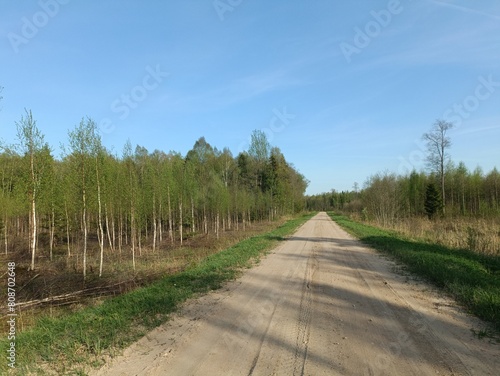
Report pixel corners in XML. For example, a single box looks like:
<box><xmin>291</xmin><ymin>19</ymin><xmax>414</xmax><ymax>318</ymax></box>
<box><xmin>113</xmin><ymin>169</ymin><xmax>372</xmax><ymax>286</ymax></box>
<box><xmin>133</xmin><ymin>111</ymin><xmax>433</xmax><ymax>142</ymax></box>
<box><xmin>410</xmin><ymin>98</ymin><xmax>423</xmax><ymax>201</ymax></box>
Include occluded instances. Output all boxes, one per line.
<box><xmin>93</xmin><ymin>212</ymin><xmax>499</xmax><ymax>375</ymax></box>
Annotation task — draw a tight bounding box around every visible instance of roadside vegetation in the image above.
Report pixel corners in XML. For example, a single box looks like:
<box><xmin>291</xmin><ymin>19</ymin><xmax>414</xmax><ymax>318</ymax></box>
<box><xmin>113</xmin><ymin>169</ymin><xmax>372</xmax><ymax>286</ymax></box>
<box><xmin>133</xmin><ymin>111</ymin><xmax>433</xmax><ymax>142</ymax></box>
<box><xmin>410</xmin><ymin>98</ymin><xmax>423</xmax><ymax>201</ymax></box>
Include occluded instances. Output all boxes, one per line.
<box><xmin>329</xmin><ymin>213</ymin><xmax>500</xmax><ymax>334</ymax></box>
<box><xmin>0</xmin><ymin>214</ymin><xmax>312</xmax><ymax>375</ymax></box>
<box><xmin>307</xmin><ymin>120</ymin><xmax>499</xmax><ymax>257</ymax></box>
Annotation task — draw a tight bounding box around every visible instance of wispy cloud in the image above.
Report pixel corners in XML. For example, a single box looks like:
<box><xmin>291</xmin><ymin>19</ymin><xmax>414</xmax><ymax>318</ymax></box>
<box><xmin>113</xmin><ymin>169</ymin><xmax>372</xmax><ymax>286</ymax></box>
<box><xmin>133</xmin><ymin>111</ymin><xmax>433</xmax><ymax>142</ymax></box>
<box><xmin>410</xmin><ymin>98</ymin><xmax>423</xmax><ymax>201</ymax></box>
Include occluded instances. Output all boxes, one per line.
<box><xmin>428</xmin><ymin>0</ymin><xmax>500</xmax><ymax>21</ymax></box>
<box><xmin>160</xmin><ymin>67</ymin><xmax>308</xmax><ymax>112</ymax></box>
<box><xmin>455</xmin><ymin>119</ymin><xmax>500</xmax><ymax>136</ymax></box>
<box><xmin>344</xmin><ymin>16</ymin><xmax>499</xmax><ymax>73</ymax></box>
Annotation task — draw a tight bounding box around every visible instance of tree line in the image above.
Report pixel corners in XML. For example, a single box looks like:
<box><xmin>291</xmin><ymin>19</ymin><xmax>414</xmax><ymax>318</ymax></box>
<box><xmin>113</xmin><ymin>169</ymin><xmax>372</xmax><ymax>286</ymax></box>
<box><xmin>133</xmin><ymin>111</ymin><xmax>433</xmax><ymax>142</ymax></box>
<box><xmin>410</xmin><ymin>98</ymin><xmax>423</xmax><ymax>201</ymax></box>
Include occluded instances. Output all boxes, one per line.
<box><xmin>0</xmin><ymin>111</ymin><xmax>308</xmax><ymax>277</ymax></box>
<box><xmin>307</xmin><ymin>120</ymin><xmax>499</xmax><ymax>224</ymax></box>
<box><xmin>307</xmin><ymin>164</ymin><xmax>499</xmax><ymax>224</ymax></box>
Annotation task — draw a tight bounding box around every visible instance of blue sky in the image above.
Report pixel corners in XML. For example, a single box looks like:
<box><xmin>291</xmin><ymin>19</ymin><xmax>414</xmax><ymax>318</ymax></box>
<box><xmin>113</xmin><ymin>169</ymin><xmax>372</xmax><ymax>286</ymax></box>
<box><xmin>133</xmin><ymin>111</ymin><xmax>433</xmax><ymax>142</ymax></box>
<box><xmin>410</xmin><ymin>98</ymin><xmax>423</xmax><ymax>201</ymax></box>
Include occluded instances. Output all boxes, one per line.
<box><xmin>1</xmin><ymin>0</ymin><xmax>499</xmax><ymax>194</ymax></box>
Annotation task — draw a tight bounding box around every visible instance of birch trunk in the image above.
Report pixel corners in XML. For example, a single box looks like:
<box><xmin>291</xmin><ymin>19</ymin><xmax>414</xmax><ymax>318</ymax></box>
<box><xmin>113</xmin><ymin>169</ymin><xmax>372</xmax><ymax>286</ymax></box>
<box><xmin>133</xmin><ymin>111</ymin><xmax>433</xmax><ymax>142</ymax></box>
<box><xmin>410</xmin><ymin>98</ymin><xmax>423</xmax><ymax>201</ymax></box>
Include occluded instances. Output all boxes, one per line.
<box><xmin>82</xmin><ymin>189</ymin><xmax>87</xmax><ymax>280</ymax></box>
<box><xmin>152</xmin><ymin>194</ymin><xmax>157</xmax><ymax>252</ymax></box>
<box><xmin>191</xmin><ymin>196</ymin><xmax>195</xmax><ymax>233</ymax></box>
<box><xmin>168</xmin><ymin>186</ymin><xmax>173</xmax><ymax>244</ymax></box>
<box><xmin>138</xmin><ymin>227</ymin><xmax>142</xmax><ymax>256</ymax></box>
<box><xmin>119</xmin><ymin>211</ymin><xmax>123</xmax><ymax>256</ymax></box>
<box><xmin>97</xmin><ymin>163</ymin><xmax>105</xmax><ymax>277</ymax></box>
<box><xmin>49</xmin><ymin>207</ymin><xmax>55</xmax><ymax>261</ymax></box>
<box><xmin>3</xmin><ymin>216</ymin><xmax>7</xmax><ymax>255</ymax></box>
<box><xmin>131</xmin><ymin>205</ymin><xmax>136</xmax><ymax>271</ymax></box>
<box><xmin>159</xmin><ymin>202</ymin><xmax>163</xmax><ymax>242</ymax></box>
<box><xmin>105</xmin><ymin>204</ymin><xmax>114</xmax><ymax>252</ymax></box>
<box><xmin>179</xmin><ymin>200</ymin><xmax>183</xmax><ymax>245</ymax></box>
<box><xmin>30</xmin><ymin>179</ymin><xmax>37</xmax><ymax>270</ymax></box>
<box><xmin>203</xmin><ymin>205</ymin><xmax>208</xmax><ymax>234</ymax></box>
<box><xmin>216</xmin><ymin>211</ymin><xmax>220</xmax><ymax>240</ymax></box>
<box><xmin>65</xmin><ymin>202</ymin><xmax>71</xmax><ymax>258</ymax></box>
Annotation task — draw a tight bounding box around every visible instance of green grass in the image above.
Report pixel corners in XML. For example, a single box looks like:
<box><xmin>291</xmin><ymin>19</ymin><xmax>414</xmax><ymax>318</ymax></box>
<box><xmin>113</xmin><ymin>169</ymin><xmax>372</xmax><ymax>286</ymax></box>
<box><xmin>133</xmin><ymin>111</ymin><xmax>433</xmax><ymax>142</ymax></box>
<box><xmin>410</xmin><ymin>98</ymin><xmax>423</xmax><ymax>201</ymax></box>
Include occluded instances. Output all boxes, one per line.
<box><xmin>329</xmin><ymin>213</ymin><xmax>500</xmax><ymax>333</ymax></box>
<box><xmin>1</xmin><ymin>214</ymin><xmax>312</xmax><ymax>375</ymax></box>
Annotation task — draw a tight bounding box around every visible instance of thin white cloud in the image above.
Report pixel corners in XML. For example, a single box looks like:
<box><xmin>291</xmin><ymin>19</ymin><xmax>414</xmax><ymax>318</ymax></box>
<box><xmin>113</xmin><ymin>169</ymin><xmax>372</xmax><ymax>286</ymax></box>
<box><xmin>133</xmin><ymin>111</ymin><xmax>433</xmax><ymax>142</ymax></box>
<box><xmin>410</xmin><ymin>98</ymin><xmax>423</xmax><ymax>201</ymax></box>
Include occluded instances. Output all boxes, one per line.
<box><xmin>345</xmin><ymin>19</ymin><xmax>498</xmax><ymax>72</ymax></box>
<box><xmin>160</xmin><ymin>67</ymin><xmax>309</xmax><ymax>112</ymax></box>
<box><xmin>428</xmin><ymin>0</ymin><xmax>500</xmax><ymax>21</ymax></box>
<box><xmin>455</xmin><ymin>122</ymin><xmax>500</xmax><ymax>136</ymax></box>
<box><xmin>337</xmin><ymin>0</ymin><xmax>500</xmax><ymax>74</ymax></box>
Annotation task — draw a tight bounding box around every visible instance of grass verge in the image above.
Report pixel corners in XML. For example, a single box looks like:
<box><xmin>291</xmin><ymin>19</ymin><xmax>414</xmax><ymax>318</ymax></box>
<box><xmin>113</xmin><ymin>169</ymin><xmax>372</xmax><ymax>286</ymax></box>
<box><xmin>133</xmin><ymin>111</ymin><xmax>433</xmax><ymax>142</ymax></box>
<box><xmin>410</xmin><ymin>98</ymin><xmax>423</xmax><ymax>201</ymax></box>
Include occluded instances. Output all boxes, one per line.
<box><xmin>1</xmin><ymin>214</ymin><xmax>313</xmax><ymax>375</ymax></box>
<box><xmin>329</xmin><ymin>213</ymin><xmax>500</xmax><ymax>333</ymax></box>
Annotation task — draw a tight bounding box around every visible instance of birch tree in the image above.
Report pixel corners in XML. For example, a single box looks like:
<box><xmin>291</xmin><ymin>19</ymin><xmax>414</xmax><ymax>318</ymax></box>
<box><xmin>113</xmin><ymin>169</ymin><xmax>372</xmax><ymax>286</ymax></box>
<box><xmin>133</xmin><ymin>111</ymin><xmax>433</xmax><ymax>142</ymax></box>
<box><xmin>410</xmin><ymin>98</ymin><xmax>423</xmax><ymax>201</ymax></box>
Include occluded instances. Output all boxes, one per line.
<box><xmin>123</xmin><ymin>140</ymin><xmax>138</xmax><ymax>271</ymax></box>
<box><xmin>16</xmin><ymin>110</ymin><xmax>50</xmax><ymax>271</ymax></box>
<box><xmin>67</xmin><ymin>118</ymin><xmax>97</xmax><ymax>280</ymax></box>
<box><xmin>93</xmin><ymin>128</ymin><xmax>106</xmax><ymax>277</ymax></box>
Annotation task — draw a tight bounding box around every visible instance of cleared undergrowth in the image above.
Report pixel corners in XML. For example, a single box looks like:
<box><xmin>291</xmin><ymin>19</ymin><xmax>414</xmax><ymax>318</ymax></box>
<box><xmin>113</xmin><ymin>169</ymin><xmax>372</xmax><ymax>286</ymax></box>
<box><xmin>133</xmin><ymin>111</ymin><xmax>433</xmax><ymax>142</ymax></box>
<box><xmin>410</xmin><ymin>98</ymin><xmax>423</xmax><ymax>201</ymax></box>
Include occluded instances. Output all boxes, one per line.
<box><xmin>330</xmin><ymin>213</ymin><xmax>500</xmax><ymax>334</ymax></box>
<box><xmin>1</xmin><ymin>214</ymin><xmax>312</xmax><ymax>375</ymax></box>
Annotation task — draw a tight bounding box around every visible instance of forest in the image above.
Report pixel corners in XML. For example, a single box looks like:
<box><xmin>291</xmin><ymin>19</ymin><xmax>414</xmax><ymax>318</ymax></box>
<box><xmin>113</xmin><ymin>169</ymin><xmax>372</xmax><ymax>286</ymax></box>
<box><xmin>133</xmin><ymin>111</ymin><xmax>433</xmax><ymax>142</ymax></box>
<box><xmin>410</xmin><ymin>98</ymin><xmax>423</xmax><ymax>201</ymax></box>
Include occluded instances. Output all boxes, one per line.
<box><xmin>0</xmin><ymin>111</ymin><xmax>308</xmax><ymax>278</ymax></box>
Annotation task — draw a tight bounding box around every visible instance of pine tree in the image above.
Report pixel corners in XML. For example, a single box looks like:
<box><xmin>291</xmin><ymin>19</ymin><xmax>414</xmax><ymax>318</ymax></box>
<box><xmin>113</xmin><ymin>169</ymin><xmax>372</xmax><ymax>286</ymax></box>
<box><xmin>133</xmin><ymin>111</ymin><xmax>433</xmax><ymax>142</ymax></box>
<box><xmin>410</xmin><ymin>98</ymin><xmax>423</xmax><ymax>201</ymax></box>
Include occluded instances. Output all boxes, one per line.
<box><xmin>424</xmin><ymin>183</ymin><xmax>442</xmax><ymax>220</ymax></box>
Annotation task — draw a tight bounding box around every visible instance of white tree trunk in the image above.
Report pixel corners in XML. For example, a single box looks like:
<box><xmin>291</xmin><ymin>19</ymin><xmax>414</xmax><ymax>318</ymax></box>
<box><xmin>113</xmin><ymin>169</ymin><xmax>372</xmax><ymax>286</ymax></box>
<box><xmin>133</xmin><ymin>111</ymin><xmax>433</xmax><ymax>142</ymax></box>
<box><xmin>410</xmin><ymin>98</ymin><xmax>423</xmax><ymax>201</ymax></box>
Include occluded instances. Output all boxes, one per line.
<box><xmin>30</xmin><ymin>197</ymin><xmax>36</xmax><ymax>271</ymax></box>
<box><xmin>216</xmin><ymin>211</ymin><xmax>220</xmax><ymax>240</ymax></box>
<box><xmin>168</xmin><ymin>186</ymin><xmax>173</xmax><ymax>244</ymax></box>
<box><xmin>152</xmin><ymin>195</ymin><xmax>157</xmax><ymax>252</ymax></box>
<box><xmin>83</xmin><ymin>193</ymin><xmax>87</xmax><ymax>280</ymax></box>
<box><xmin>97</xmin><ymin>170</ymin><xmax>105</xmax><ymax>277</ymax></box>
<box><xmin>191</xmin><ymin>196</ymin><xmax>195</xmax><ymax>233</ymax></box>
<box><xmin>159</xmin><ymin>202</ymin><xmax>163</xmax><ymax>242</ymax></box>
<box><xmin>179</xmin><ymin>200</ymin><xmax>183</xmax><ymax>246</ymax></box>
<box><xmin>138</xmin><ymin>227</ymin><xmax>142</xmax><ymax>256</ymax></box>
<box><xmin>119</xmin><ymin>211</ymin><xmax>123</xmax><ymax>255</ymax></box>
<box><xmin>131</xmin><ymin>205</ymin><xmax>136</xmax><ymax>272</ymax></box>
<box><xmin>49</xmin><ymin>207</ymin><xmax>55</xmax><ymax>261</ymax></box>
<box><xmin>105</xmin><ymin>204</ymin><xmax>114</xmax><ymax>252</ymax></box>
<box><xmin>3</xmin><ymin>215</ymin><xmax>8</xmax><ymax>255</ymax></box>
<box><xmin>65</xmin><ymin>203</ymin><xmax>71</xmax><ymax>258</ymax></box>
<box><xmin>203</xmin><ymin>205</ymin><xmax>208</xmax><ymax>234</ymax></box>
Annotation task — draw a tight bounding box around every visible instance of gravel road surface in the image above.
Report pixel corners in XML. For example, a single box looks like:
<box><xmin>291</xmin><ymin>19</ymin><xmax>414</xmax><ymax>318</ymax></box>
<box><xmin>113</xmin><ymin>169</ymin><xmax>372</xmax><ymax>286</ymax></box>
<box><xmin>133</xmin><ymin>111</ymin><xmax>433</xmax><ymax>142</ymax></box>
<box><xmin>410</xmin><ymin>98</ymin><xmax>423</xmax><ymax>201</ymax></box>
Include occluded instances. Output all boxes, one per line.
<box><xmin>93</xmin><ymin>212</ymin><xmax>499</xmax><ymax>375</ymax></box>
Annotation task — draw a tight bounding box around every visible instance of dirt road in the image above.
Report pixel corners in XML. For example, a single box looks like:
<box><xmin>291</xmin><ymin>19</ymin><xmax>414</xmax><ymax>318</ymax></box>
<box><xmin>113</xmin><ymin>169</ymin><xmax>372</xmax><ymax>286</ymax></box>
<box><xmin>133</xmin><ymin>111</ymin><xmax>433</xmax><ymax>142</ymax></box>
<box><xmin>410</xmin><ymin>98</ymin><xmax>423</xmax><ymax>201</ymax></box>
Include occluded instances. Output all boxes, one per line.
<box><xmin>93</xmin><ymin>212</ymin><xmax>499</xmax><ymax>375</ymax></box>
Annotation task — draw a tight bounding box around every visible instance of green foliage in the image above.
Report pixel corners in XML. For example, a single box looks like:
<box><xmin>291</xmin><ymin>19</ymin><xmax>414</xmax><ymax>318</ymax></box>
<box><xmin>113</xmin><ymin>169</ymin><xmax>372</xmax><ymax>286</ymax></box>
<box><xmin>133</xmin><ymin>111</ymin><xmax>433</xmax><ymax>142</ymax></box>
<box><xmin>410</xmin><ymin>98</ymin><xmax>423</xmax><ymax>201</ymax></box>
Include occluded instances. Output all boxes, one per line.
<box><xmin>424</xmin><ymin>183</ymin><xmax>442</xmax><ymax>219</ymax></box>
<box><xmin>248</xmin><ymin>130</ymin><xmax>270</xmax><ymax>163</ymax></box>
<box><xmin>1</xmin><ymin>116</ymin><xmax>308</xmax><ymax>277</ymax></box>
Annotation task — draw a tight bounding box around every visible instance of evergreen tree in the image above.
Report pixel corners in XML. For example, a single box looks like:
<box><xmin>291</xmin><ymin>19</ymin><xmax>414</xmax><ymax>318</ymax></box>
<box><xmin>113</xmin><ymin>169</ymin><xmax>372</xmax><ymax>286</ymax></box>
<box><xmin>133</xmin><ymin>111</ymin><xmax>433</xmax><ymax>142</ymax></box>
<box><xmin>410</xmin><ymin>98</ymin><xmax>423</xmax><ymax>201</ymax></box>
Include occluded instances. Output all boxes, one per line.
<box><xmin>424</xmin><ymin>183</ymin><xmax>442</xmax><ymax>220</ymax></box>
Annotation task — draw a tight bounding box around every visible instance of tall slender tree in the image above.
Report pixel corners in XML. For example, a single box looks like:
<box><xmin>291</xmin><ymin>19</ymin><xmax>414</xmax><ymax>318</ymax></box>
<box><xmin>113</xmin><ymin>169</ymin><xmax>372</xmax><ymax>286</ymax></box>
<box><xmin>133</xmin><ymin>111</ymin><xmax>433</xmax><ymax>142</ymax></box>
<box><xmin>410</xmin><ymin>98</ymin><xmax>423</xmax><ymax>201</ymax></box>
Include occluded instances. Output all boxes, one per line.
<box><xmin>67</xmin><ymin>118</ymin><xmax>98</xmax><ymax>280</ymax></box>
<box><xmin>123</xmin><ymin>140</ymin><xmax>138</xmax><ymax>271</ymax></box>
<box><xmin>422</xmin><ymin>120</ymin><xmax>453</xmax><ymax>213</ymax></box>
<box><xmin>16</xmin><ymin>110</ymin><xmax>50</xmax><ymax>271</ymax></box>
